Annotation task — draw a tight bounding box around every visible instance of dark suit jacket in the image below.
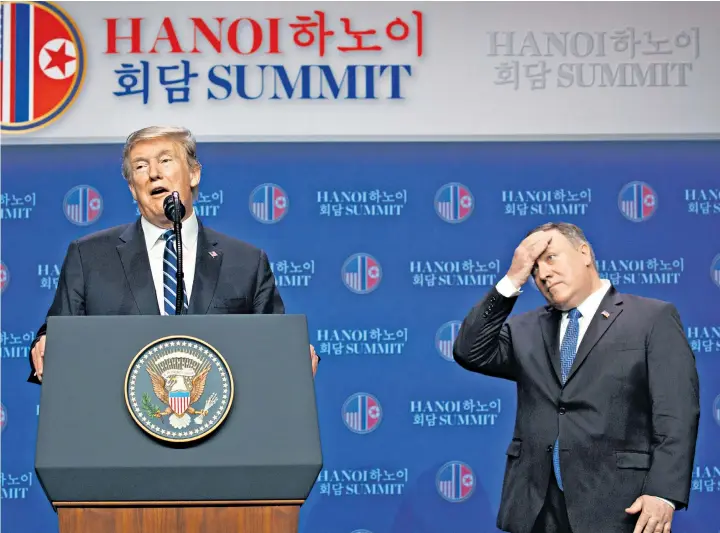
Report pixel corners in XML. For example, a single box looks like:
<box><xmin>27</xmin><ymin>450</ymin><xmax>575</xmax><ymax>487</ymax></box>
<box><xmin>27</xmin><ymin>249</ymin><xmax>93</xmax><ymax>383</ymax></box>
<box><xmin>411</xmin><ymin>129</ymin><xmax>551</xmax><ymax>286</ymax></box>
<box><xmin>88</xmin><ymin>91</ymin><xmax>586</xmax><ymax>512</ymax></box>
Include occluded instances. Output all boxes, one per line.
<box><xmin>453</xmin><ymin>285</ymin><xmax>700</xmax><ymax>533</ymax></box>
<box><xmin>28</xmin><ymin>217</ymin><xmax>284</xmax><ymax>384</ymax></box>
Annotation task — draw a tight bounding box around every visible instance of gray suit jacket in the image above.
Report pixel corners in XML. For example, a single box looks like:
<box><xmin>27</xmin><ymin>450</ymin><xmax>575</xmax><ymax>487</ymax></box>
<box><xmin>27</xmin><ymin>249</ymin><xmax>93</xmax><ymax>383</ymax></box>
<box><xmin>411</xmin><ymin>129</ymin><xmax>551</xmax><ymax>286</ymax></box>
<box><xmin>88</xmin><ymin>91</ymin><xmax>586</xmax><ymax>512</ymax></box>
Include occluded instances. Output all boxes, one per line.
<box><xmin>28</xmin><ymin>217</ymin><xmax>284</xmax><ymax>384</ymax></box>
<box><xmin>453</xmin><ymin>285</ymin><xmax>700</xmax><ymax>533</ymax></box>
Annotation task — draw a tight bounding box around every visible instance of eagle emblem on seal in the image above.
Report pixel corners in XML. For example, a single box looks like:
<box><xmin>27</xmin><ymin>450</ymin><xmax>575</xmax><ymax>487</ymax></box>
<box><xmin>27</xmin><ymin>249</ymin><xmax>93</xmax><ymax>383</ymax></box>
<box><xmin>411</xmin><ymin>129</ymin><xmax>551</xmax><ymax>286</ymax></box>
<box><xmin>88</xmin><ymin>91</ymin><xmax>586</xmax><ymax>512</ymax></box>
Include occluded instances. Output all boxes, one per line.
<box><xmin>125</xmin><ymin>336</ymin><xmax>234</xmax><ymax>442</ymax></box>
<box><xmin>147</xmin><ymin>357</ymin><xmax>215</xmax><ymax>429</ymax></box>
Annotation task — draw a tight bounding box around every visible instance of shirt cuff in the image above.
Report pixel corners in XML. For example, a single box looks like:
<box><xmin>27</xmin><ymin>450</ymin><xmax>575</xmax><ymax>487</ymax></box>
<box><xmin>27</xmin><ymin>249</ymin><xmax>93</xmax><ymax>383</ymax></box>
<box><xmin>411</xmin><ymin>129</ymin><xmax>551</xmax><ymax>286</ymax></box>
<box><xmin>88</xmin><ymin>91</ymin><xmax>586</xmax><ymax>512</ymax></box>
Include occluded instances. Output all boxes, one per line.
<box><xmin>652</xmin><ymin>496</ymin><xmax>675</xmax><ymax>510</ymax></box>
<box><xmin>496</xmin><ymin>275</ymin><xmax>521</xmax><ymax>298</ymax></box>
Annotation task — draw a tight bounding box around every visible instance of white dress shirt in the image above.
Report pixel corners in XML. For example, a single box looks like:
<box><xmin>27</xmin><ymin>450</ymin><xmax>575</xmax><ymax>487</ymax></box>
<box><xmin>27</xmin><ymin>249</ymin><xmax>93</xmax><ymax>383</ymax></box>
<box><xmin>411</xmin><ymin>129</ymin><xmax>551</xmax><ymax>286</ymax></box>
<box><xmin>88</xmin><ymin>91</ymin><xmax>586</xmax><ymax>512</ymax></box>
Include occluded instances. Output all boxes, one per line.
<box><xmin>497</xmin><ymin>275</ymin><xmax>610</xmax><ymax>348</ymax></box>
<box><xmin>495</xmin><ymin>275</ymin><xmax>675</xmax><ymax>509</ymax></box>
<box><xmin>557</xmin><ymin>279</ymin><xmax>611</xmax><ymax>351</ymax></box>
<box><xmin>141</xmin><ymin>211</ymin><xmax>199</xmax><ymax>315</ymax></box>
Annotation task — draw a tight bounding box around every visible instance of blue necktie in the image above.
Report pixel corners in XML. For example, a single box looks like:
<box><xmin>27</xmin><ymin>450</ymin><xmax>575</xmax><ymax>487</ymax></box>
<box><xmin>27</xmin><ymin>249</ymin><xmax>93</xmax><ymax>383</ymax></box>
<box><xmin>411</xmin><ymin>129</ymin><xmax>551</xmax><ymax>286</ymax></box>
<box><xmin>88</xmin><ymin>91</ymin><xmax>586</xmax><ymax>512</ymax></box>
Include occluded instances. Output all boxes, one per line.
<box><xmin>162</xmin><ymin>230</ymin><xmax>188</xmax><ymax>315</ymax></box>
<box><xmin>553</xmin><ymin>307</ymin><xmax>581</xmax><ymax>491</ymax></box>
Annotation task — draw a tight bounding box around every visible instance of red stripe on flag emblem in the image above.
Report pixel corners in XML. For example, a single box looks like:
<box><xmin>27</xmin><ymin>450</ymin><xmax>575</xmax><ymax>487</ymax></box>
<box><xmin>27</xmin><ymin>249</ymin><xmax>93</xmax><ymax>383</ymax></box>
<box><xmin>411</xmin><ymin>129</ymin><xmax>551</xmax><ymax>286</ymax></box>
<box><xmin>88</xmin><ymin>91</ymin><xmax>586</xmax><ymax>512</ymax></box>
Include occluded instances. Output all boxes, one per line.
<box><xmin>169</xmin><ymin>393</ymin><xmax>190</xmax><ymax>415</ymax></box>
<box><xmin>34</xmin><ymin>5</ymin><xmax>77</xmax><ymax>119</ymax></box>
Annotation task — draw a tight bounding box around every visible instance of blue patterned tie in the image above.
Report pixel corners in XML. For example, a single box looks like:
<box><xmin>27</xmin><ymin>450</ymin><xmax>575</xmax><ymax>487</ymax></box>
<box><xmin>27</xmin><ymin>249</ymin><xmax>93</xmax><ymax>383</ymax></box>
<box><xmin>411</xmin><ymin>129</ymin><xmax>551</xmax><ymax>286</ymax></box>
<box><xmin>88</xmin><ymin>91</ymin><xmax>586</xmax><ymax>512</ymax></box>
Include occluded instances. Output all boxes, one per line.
<box><xmin>162</xmin><ymin>230</ymin><xmax>188</xmax><ymax>315</ymax></box>
<box><xmin>553</xmin><ymin>308</ymin><xmax>581</xmax><ymax>491</ymax></box>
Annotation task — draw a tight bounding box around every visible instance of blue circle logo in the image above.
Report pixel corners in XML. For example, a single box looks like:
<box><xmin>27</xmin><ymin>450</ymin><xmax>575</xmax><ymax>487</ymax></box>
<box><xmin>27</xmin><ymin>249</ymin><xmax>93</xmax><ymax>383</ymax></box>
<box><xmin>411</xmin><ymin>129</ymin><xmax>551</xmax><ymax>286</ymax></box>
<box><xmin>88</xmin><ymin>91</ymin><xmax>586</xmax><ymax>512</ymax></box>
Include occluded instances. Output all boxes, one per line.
<box><xmin>435</xmin><ymin>321</ymin><xmax>462</xmax><ymax>361</ymax></box>
<box><xmin>342</xmin><ymin>393</ymin><xmax>382</xmax><ymax>434</ymax></box>
<box><xmin>711</xmin><ymin>254</ymin><xmax>720</xmax><ymax>289</ymax></box>
<box><xmin>0</xmin><ymin>262</ymin><xmax>9</xmax><ymax>293</ymax></box>
<box><xmin>342</xmin><ymin>253</ymin><xmax>382</xmax><ymax>294</ymax></box>
<box><xmin>63</xmin><ymin>185</ymin><xmax>102</xmax><ymax>226</ymax></box>
<box><xmin>618</xmin><ymin>181</ymin><xmax>657</xmax><ymax>222</ymax></box>
<box><xmin>249</xmin><ymin>183</ymin><xmax>288</xmax><ymax>224</ymax></box>
<box><xmin>436</xmin><ymin>461</ymin><xmax>475</xmax><ymax>502</ymax></box>
<box><xmin>125</xmin><ymin>336</ymin><xmax>234</xmax><ymax>443</ymax></box>
<box><xmin>435</xmin><ymin>183</ymin><xmax>474</xmax><ymax>223</ymax></box>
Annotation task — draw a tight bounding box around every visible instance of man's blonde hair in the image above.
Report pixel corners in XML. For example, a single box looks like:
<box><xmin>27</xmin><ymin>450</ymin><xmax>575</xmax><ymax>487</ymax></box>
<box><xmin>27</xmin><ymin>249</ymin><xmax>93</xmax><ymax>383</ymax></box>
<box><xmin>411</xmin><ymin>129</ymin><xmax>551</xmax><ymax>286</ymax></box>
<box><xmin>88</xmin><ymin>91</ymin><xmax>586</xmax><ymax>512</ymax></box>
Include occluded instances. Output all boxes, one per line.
<box><xmin>122</xmin><ymin>126</ymin><xmax>201</xmax><ymax>199</ymax></box>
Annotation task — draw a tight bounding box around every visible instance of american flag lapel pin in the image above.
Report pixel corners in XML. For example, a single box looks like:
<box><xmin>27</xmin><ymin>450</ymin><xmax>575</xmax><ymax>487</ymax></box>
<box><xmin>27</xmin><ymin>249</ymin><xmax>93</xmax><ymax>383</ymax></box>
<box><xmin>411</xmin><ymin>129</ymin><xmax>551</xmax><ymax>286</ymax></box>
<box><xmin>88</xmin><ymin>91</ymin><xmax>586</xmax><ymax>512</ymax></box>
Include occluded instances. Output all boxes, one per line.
<box><xmin>209</xmin><ymin>251</ymin><xmax>218</xmax><ymax>258</ymax></box>
<box><xmin>601</xmin><ymin>310</ymin><xmax>610</xmax><ymax>319</ymax></box>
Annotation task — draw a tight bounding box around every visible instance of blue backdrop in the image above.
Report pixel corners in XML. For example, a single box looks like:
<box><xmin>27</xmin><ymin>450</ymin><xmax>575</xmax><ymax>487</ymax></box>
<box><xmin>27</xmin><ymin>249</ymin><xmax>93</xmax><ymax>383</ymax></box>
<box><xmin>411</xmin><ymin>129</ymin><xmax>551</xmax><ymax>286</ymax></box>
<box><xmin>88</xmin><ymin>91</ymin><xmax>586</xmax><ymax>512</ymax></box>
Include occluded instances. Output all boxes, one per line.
<box><xmin>2</xmin><ymin>141</ymin><xmax>719</xmax><ymax>533</ymax></box>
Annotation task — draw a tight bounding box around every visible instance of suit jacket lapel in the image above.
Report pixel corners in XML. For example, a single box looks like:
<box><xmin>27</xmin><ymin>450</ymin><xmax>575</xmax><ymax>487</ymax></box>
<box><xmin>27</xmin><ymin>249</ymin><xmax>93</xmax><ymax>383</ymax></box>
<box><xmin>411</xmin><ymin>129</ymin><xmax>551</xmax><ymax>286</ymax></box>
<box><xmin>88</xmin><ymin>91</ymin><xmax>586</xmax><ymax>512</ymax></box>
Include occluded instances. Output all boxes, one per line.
<box><xmin>116</xmin><ymin>219</ymin><xmax>160</xmax><ymax>315</ymax></box>
<box><xmin>539</xmin><ymin>307</ymin><xmax>562</xmax><ymax>385</ymax></box>
<box><xmin>565</xmin><ymin>286</ymin><xmax>624</xmax><ymax>385</ymax></box>
<box><xmin>187</xmin><ymin>221</ymin><xmax>222</xmax><ymax>315</ymax></box>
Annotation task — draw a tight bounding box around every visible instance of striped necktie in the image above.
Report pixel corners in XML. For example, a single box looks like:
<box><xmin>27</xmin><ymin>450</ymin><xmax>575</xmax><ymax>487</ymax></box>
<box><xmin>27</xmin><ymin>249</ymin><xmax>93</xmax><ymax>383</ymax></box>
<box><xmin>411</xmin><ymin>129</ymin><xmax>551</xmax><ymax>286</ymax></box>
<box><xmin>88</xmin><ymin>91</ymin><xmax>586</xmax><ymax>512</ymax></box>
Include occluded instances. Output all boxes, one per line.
<box><xmin>553</xmin><ymin>307</ymin><xmax>581</xmax><ymax>491</ymax></box>
<box><xmin>162</xmin><ymin>229</ymin><xmax>188</xmax><ymax>315</ymax></box>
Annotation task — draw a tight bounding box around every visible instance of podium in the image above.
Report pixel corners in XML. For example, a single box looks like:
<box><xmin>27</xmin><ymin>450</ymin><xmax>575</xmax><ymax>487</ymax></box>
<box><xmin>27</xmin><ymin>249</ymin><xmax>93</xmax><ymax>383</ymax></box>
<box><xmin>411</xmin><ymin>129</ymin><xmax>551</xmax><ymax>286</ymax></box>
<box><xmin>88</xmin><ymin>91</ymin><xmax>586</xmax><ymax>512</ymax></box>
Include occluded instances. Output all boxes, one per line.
<box><xmin>34</xmin><ymin>315</ymin><xmax>323</xmax><ymax>533</ymax></box>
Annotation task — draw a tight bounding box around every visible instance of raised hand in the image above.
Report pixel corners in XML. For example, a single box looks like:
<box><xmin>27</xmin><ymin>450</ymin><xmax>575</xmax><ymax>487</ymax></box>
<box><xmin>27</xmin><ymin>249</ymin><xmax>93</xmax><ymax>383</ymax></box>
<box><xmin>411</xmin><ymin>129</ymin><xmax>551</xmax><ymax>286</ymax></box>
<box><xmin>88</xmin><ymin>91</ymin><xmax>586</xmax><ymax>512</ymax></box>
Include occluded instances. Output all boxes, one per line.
<box><xmin>506</xmin><ymin>231</ymin><xmax>553</xmax><ymax>289</ymax></box>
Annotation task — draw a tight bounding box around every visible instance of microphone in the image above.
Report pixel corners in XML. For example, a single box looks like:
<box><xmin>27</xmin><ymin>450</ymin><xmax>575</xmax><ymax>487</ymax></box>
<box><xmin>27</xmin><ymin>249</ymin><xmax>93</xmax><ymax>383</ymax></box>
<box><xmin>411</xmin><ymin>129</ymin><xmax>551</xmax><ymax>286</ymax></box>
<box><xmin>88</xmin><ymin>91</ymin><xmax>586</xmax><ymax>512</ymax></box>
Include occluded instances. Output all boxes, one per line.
<box><xmin>163</xmin><ymin>192</ymin><xmax>186</xmax><ymax>222</ymax></box>
<box><xmin>163</xmin><ymin>192</ymin><xmax>185</xmax><ymax>315</ymax></box>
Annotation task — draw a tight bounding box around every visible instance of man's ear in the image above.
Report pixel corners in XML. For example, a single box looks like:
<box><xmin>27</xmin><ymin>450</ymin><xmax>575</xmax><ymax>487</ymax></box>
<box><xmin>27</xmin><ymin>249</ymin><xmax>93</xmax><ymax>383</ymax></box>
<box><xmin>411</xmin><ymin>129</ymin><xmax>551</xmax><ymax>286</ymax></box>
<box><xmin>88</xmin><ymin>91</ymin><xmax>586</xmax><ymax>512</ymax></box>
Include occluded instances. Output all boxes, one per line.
<box><xmin>190</xmin><ymin>165</ymin><xmax>201</xmax><ymax>190</ymax></box>
<box><xmin>579</xmin><ymin>243</ymin><xmax>592</xmax><ymax>267</ymax></box>
<box><xmin>128</xmin><ymin>180</ymin><xmax>138</xmax><ymax>201</ymax></box>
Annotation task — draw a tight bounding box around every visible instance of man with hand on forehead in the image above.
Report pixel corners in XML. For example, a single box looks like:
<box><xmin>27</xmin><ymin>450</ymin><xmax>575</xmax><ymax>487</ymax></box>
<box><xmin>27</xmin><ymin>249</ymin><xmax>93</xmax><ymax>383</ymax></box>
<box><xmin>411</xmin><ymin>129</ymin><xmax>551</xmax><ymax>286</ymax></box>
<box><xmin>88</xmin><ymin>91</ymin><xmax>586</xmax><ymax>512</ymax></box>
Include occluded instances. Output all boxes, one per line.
<box><xmin>453</xmin><ymin>222</ymin><xmax>699</xmax><ymax>533</ymax></box>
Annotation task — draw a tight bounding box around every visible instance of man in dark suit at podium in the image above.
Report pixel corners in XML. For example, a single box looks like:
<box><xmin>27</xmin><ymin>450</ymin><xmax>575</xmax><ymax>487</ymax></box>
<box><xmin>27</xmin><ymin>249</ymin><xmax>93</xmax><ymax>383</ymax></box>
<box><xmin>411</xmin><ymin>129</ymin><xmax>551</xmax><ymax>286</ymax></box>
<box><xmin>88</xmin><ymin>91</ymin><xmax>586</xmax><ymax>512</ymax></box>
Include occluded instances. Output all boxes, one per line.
<box><xmin>29</xmin><ymin>125</ymin><xmax>319</xmax><ymax>384</ymax></box>
<box><xmin>453</xmin><ymin>222</ymin><xmax>699</xmax><ymax>533</ymax></box>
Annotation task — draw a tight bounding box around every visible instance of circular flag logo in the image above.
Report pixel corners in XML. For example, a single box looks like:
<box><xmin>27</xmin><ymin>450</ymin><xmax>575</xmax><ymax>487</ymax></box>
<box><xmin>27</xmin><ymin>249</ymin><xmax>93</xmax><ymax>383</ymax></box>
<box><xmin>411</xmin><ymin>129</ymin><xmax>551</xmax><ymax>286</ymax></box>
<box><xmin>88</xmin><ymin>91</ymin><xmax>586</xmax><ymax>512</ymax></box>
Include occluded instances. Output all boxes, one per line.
<box><xmin>0</xmin><ymin>262</ymin><xmax>9</xmax><ymax>293</ymax></box>
<box><xmin>435</xmin><ymin>321</ymin><xmax>462</xmax><ymax>361</ymax></box>
<box><xmin>436</xmin><ymin>461</ymin><xmax>475</xmax><ymax>502</ymax></box>
<box><xmin>1</xmin><ymin>1</ymin><xmax>86</xmax><ymax>133</ymax></box>
<box><xmin>341</xmin><ymin>393</ymin><xmax>382</xmax><ymax>434</ymax></box>
<box><xmin>125</xmin><ymin>336</ymin><xmax>234</xmax><ymax>443</ymax></box>
<box><xmin>249</xmin><ymin>183</ymin><xmax>288</xmax><ymax>224</ymax></box>
<box><xmin>711</xmin><ymin>254</ymin><xmax>720</xmax><ymax>289</ymax></box>
<box><xmin>0</xmin><ymin>403</ymin><xmax>7</xmax><ymax>432</ymax></box>
<box><xmin>341</xmin><ymin>253</ymin><xmax>381</xmax><ymax>294</ymax></box>
<box><xmin>435</xmin><ymin>183</ymin><xmax>474</xmax><ymax>223</ymax></box>
<box><xmin>618</xmin><ymin>181</ymin><xmax>657</xmax><ymax>222</ymax></box>
<box><xmin>63</xmin><ymin>185</ymin><xmax>102</xmax><ymax>226</ymax></box>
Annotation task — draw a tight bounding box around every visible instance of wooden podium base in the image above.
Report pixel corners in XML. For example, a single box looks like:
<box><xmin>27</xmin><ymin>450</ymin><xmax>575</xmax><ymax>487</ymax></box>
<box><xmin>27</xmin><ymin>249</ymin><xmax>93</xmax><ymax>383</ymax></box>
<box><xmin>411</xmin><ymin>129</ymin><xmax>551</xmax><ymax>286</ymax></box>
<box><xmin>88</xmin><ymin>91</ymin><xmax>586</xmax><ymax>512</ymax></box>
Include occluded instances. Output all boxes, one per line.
<box><xmin>55</xmin><ymin>500</ymin><xmax>303</xmax><ymax>533</ymax></box>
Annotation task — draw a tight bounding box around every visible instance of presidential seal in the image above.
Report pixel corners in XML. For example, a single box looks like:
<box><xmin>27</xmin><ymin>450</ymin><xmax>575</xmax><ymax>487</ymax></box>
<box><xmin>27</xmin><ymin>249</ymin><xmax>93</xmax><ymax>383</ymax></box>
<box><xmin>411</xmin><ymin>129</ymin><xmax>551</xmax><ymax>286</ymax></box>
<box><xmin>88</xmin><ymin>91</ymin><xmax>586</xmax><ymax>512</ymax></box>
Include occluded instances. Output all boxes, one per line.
<box><xmin>125</xmin><ymin>336</ymin><xmax>234</xmax><ymax>443</ymax></box>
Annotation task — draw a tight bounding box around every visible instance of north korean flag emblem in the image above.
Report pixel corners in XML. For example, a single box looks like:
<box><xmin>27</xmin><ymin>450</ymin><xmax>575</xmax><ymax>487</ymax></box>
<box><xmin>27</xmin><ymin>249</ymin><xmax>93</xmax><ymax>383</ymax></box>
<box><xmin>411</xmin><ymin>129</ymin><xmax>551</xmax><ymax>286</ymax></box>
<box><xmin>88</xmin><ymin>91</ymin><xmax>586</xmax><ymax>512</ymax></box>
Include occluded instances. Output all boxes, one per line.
<box><xmin>1</xmin><ymin>2</ymin><xmax>86</xmax><ymax>133</ymax></box>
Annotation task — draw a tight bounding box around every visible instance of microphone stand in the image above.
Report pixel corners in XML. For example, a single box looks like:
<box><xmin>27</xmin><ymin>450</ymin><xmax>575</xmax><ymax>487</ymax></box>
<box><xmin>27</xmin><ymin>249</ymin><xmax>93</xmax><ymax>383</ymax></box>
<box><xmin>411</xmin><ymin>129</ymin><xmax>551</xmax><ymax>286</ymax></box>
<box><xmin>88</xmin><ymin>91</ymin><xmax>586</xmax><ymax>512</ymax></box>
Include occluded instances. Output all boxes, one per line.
<box><xmin>172</xmin><ymin>193</ymin><xmax>185</xmax><ymax>315</ymax></box>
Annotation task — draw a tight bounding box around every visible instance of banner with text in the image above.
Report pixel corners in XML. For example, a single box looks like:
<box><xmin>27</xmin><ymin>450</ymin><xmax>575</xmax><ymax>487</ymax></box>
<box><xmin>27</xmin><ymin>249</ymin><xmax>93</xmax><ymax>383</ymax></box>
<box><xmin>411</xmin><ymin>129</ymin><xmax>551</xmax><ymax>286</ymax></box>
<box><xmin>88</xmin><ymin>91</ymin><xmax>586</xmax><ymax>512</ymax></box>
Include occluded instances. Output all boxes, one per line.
<box><xmin>1</xmin><ymin>1</ymin><xmax>719</xmax><ymax>141</ymax></box>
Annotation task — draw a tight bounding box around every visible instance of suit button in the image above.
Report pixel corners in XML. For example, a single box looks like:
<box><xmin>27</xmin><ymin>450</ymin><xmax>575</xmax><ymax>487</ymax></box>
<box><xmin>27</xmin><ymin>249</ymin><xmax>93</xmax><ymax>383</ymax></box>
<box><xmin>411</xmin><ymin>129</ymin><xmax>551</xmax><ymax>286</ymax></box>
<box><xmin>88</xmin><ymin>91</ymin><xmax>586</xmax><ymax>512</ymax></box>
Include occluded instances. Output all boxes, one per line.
<box><xmin>547</xmin><ymin>445</ymin><xmax>553</xmax><ymax>452</ymax></box>
<box><xmin>559</xmin><ymin>407</ymin><xmax>566</xmax><ymax>415</ymax></box>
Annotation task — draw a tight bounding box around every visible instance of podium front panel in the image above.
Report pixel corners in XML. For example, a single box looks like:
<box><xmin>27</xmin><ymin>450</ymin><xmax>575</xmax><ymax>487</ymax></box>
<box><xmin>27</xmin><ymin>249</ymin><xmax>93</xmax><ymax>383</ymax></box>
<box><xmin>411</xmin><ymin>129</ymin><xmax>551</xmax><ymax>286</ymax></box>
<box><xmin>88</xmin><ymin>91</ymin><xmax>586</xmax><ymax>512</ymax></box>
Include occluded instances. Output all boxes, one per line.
<box><xmin>35</xmin><ymin>315</ymin><xmax>322</xmax><ymax>503</ymax></box>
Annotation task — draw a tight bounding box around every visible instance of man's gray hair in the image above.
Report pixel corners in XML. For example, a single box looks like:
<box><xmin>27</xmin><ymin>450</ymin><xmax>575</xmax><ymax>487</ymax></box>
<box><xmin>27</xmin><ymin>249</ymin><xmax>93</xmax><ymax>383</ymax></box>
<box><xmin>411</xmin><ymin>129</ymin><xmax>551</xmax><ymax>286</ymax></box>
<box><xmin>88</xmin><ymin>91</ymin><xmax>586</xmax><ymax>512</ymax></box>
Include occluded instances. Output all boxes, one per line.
<box><xmin>121</xmin><ymin>126</ymin><xmax>202</xmax><ymax>198</ymax></box>
<box><xmin>527</xmin><ymin>221</ymin><xmax>597</xmax><ymax>264</ymax></box>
